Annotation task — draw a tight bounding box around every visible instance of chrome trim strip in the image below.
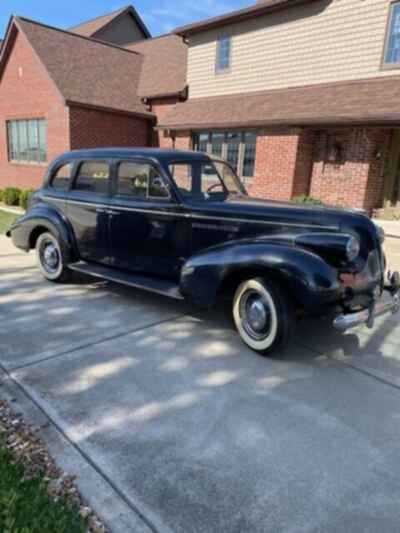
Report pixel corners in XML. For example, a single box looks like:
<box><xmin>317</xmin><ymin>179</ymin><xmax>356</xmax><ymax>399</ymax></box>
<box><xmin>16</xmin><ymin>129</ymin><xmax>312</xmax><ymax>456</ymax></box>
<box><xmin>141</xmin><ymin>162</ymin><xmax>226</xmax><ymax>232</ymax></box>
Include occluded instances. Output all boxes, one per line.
<box><xmin>41</xmin><ymin>195</ymin><xmax>338</xmax><ymax>230</ymax></box>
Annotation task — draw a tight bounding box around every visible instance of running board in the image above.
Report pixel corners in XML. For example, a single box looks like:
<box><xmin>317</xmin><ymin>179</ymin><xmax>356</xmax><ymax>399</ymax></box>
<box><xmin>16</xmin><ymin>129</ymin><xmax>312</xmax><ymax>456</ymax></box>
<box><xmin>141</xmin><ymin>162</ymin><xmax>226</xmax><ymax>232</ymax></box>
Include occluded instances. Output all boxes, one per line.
<box><xmin>68</xmin><ymin>261</ymin><xmax>184</xmax><ymax>300</ymax></box>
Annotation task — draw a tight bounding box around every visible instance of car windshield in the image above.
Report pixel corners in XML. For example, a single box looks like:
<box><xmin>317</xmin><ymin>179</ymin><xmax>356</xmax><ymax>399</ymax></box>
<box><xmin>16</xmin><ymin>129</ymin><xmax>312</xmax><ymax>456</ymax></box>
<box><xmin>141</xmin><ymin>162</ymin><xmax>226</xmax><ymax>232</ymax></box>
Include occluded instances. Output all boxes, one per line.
<box><xmin>168</xmin><ymin>159</ymin><xmax>246</xmax><ymax>200</ymax></box>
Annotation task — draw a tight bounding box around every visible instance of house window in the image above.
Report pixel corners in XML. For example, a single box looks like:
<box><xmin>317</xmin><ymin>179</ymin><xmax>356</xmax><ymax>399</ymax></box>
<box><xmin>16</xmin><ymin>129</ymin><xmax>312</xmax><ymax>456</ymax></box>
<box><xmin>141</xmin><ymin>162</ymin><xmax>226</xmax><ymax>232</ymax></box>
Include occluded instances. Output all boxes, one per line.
<box><xmin>216</xmin><ymin>36</ymin><xmax>231</xmax><ymax>73</ymax></box>
<box><xmin>7</xmin><ymin>119</ymin><xmax>47</xmax><ymax>164</ymax></box>
<box><xmin>192</xmin><ymin>132</ymin><xmax>257</xmax><ymax>178</ymax></box>
<box><xmin>384</xmin><ymin>1</ymin><xmax>400</xmax><ymax>65</ymax></box>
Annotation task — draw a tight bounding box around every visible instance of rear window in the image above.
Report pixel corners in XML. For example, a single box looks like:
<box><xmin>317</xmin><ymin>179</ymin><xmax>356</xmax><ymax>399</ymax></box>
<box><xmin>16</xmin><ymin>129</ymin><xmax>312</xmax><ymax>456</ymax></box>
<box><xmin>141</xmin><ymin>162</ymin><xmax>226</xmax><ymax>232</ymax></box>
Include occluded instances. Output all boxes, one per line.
<box><xmin>73</xmin><ymin>161</ymin><xmax>109</xmax><ymax>195</ymax></box>
<box><xmin>51</xmin><ymin>163</ymin><xmax>73</xmax><ymax>191</ymax></box>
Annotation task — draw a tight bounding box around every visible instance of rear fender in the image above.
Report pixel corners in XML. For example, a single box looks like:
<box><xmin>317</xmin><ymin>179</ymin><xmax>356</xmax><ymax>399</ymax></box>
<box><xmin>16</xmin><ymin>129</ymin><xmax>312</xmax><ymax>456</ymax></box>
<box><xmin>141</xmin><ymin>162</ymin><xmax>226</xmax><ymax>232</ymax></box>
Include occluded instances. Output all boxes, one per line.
<box><xmin>9</xmin><ymin>204</ymin><xmax>76</xmax><ymax>260</ymax></box>
<box><xmin>180</xmin><ymin>241</ymin><xmax>341</xmax><ymax>311</ymax></box>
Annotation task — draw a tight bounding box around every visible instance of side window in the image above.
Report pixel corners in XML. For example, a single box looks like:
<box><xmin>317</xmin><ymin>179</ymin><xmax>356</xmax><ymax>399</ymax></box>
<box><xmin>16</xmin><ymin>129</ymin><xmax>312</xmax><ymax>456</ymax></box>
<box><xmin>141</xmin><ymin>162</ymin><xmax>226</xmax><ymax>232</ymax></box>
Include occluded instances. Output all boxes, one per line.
<box><xmin>168</xmin><ymin>164</ymin><xmax>193</xmax><ymax>197</ymax></box>
<box><xmin>73</xmin><ymin>161</ymin><xmax>109</xmax><ymax>195</ymax></box>
<box><xmin>51</xmin><ymin>163</ymin><xmax>73</xmax><ymax>191</ymax></box>
<box><xmin>117</xmin><ymin>162</ymin><xmax>169</xmax><ymax>200</ymax></box>
<box><xmin>216</xmin><ymin>36</ymin><xmax>231</xmax><ymax>73</ymax></box>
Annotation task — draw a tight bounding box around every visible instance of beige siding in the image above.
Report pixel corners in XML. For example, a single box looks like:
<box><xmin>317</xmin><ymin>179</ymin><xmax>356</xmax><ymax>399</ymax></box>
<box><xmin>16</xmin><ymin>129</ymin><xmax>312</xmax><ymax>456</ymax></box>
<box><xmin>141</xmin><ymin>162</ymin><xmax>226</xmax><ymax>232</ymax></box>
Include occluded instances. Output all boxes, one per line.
<box><xmin>95</xmin><ymin>14</ymin><xmax>145</xmax><ymax>45</ymax></box>
<box><xmin>187</xmin><ymin>0</ymin><xmax>395</xmax><ymax>98</ymax></box>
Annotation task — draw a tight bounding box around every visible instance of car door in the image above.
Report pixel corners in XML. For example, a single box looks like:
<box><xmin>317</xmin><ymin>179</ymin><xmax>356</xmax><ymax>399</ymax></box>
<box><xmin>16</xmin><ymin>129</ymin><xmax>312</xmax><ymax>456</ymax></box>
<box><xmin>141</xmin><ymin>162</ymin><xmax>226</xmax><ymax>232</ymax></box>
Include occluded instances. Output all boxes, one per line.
<box><xmin>108</xmin><ymin>158</ymin><xmax>190</xmax><ymax>279</ymax></box>
<box><xmin>67</xmin><ymin>159</ymin><xmax>111</xmax><ymax>264</ymax></box>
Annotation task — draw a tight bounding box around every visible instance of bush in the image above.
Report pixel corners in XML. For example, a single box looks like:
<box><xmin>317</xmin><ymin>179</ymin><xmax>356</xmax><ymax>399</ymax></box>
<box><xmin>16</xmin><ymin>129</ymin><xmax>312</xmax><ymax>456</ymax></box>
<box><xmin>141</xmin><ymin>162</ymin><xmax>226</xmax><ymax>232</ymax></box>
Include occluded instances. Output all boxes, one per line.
<box><xmin>0</xmin><ymin>190</ymin><xmax>3</xmax><ymax>202</ymax></box>
<box><xmin>19</xmin><ymin>189</ymin><xmax>34</xmax><ymax>210</ymax></box>
<box><xmin>3</xmin><ymin>187</ymin><xmax>21</xmax><ymax>206</ymax></box>
<box><xmin>292</xmin><ymin>195</ymin><xmax>324</xmax><ymax>206</ymax></box>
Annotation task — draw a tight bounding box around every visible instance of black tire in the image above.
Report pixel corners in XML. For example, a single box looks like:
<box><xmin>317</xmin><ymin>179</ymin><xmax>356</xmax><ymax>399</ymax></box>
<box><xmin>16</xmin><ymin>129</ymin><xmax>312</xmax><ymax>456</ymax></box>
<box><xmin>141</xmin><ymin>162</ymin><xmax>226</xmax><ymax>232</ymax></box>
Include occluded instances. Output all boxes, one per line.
<box><xmin>36</xmin><ymin>232</ymin><xmax>72</xmax><ymax>283</ymax></box>
<box><xmin>232</xmin><ymin>277</ymin><xmax>295</xmax><ymax>356</ymax></box>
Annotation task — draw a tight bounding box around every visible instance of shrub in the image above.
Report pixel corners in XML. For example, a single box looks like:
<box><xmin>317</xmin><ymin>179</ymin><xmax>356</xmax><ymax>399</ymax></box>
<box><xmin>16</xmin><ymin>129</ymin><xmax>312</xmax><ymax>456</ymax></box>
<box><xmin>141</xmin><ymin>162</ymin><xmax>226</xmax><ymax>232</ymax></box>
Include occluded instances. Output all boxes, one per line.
<box><xmin>292</xmin><ymin>195</ymin><xmax>324</xmax><ymax>206</ymax></box>
<box><xmin>3</xmin><ymin>187</ymin><xmax>21</xmax><ymax>206</ymax></box>
<box><xmin>19</xmin><ymin>189</ymin><xmax>35</xmax><ymax>210</ymax></box>
<box><xmin>0</xmin><ymin>190</ymin><xmax>3</xmax><ymax>202</ymax></box>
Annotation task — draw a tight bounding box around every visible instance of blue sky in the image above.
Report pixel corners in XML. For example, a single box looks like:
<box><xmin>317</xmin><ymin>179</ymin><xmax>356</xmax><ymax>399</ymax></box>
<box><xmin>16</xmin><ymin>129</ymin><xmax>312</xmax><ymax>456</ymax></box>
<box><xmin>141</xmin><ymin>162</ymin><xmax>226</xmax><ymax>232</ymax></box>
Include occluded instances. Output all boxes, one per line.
<box><xmin>0</xmin><ymin>0</ymin><xmax>251</xmax><ymax>39</ymax></box>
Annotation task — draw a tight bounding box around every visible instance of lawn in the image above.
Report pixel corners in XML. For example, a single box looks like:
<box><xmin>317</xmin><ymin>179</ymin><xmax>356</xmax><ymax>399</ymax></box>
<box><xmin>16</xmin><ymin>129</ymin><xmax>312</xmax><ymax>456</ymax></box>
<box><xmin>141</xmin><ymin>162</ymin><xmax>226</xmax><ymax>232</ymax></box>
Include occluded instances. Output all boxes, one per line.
<box><xmin>0</xmin><ymin>209</ymin><xmax>17</xmax><ymax>235</ymax></box>
<box><xmin>0</xmin><ymin>439</ymin><xmax>87</xmax><ymax>533</ymax></box>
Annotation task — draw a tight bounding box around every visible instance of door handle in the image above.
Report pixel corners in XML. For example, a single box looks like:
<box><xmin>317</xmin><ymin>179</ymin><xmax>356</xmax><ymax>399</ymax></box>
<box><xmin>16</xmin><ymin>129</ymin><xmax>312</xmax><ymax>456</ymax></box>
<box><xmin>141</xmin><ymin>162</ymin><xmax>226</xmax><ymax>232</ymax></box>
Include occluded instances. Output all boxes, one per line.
<box><xmin>95</xmin><ymin>208</ymin><xmax>107</xmax><ymax>214</ymax></box>
<box><xmin>107</xmin><ymin>210</ymin><xmax>120</xmax><ymax>216</ymax></box>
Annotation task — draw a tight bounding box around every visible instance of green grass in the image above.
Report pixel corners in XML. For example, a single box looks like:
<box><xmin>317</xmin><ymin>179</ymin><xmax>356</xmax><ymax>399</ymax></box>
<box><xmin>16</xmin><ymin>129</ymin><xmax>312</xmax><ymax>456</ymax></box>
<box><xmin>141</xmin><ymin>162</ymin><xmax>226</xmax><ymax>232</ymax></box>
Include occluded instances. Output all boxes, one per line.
<box><xmin>0</xmin><ymin>440</ymin><xmax>87</xmax><ymax>533</ymax></box>
<box><xmin>0</xmin><ymin>209</ymin><xmax>17</xmax><ymax>235</ymax></box>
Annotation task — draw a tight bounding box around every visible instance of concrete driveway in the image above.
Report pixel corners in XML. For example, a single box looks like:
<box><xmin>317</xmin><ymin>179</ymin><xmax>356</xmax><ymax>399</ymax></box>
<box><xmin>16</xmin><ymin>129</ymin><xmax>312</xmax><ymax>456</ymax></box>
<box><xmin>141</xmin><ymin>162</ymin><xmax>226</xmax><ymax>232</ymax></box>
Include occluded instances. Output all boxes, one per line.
<box><xmin>1</xmin><ymin>235</ymin><xmax>400</xmax><ymax>533</ymax></box>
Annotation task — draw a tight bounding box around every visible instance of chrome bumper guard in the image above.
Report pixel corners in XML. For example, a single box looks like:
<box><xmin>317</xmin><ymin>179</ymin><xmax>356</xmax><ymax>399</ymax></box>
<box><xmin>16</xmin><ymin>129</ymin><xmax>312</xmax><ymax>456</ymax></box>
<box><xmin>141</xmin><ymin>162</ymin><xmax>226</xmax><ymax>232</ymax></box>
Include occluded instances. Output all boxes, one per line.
<box><xmin>333</xmin><ymin>290</ymin><xmax>400</xmax><ymax>331</ymax></box>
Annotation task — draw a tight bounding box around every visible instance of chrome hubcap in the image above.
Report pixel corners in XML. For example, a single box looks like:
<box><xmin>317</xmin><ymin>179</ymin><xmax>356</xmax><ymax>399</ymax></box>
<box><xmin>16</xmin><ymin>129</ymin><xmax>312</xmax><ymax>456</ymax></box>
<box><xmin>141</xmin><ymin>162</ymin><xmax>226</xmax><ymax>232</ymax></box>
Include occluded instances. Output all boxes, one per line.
<box><xmin>240</xmin><ymin>290</ymin><xmax>271</xmax><ymax>340</ymax></box>
<box><xmin>41</xmin><ymin>241</ymin><xmax>59</xmax><ymax>273</ymax></box>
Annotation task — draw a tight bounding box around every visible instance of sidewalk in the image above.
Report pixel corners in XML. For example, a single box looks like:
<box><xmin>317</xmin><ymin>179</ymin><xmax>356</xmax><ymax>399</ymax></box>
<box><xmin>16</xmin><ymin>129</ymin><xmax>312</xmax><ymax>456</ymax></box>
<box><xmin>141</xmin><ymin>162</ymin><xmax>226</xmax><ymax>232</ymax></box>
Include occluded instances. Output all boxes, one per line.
<box><xmin>375</xmin><ymin>219</ymin><xmax>400</xmax><ymax>239</ymax></box>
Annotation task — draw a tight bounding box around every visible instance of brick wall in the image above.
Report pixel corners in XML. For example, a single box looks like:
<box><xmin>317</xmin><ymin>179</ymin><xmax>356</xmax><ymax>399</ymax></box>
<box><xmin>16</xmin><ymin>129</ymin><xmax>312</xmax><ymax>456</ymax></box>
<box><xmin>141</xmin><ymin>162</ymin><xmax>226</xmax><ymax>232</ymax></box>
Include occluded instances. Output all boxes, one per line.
<box><xmin>309</xmin><ymin>128</ymin><xmax>391</xmax><ymax>211</ymax></box>
<box><xmin>249</xmin><ymin>128</ymin><xmax>313</xmax><ymax>200</ymax></box>
<box><xmin>69</xmin><ymin>105</ymin><xmax>151</xmax><ymax>150</ymax></box>
<box><xmin>0</xmin><ymin>27</ymin><xmax>70</xmax><ymax>189</ymax></box>
<box><xmin>150</xmin><ymin>98</ymin><xmax>183</xmax><ymax>149</ymax></box>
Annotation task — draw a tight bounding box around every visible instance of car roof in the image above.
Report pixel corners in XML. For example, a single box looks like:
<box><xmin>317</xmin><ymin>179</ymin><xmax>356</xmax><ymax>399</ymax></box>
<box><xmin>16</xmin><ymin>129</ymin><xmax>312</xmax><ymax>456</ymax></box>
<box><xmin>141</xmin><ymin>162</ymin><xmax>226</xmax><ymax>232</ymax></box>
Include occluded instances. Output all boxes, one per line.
<box><xmin>53</xmin><ymin>147</ymin><xmax>213</xmax><ymax>166</ymax></box>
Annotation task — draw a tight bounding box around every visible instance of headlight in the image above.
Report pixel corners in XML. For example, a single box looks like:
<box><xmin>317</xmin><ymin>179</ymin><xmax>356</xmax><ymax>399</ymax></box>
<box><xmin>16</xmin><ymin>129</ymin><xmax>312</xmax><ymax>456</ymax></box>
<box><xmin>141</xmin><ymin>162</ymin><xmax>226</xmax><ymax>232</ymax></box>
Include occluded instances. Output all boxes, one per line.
<box><xmin>346</xmin><ymin>236</ymin><xmax>360</xmax><ymax>261</ymax></box>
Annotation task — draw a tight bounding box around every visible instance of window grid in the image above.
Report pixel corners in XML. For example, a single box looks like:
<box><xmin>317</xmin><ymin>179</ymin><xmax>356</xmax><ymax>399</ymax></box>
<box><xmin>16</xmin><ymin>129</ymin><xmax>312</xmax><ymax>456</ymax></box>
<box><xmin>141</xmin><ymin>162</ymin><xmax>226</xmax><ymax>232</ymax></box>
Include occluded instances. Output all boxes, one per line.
<box><xmin>6</xmin><ymin>118</ymin><xmax>47</xmax><ymax>164</ymax></box>
<box><xmin>193</xmin><ymin>132</ymin><xmax>257</xmax><ymax>178</ymax></box>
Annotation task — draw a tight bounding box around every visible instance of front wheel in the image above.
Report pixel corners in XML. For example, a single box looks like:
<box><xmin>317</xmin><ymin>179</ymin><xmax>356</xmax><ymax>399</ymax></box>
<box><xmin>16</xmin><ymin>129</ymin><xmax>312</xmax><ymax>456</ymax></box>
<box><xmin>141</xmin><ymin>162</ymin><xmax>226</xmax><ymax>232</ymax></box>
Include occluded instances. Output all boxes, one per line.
<box><xmin>36</xmin><ymin>232</ymin><xmax>71</xmax><ymax>283</ymax></box>
<box><xmin>232</xmin><ymin>278</ymin><xmax>295</xmax><ymax>356</ymax></box>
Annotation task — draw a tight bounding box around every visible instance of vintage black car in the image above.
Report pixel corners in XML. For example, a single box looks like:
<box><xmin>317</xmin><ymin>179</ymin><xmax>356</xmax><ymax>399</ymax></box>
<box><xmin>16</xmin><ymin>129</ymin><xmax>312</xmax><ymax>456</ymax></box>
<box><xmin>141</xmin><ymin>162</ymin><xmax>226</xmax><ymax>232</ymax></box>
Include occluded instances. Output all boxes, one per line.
<box><xmin>7</xmin><ymin>148</ymin><xmax>400</xmax><ymax>355</ymax></box>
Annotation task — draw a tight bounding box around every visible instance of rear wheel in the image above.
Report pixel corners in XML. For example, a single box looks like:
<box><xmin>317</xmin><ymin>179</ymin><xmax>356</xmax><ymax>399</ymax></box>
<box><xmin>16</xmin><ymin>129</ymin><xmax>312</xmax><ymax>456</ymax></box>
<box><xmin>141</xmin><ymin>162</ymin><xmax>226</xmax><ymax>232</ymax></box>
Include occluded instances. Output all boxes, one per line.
<box><xmin>36</xmin><ymin>232</ymin><xmax>71</xmax><ymax>283</ymax></box>
<box><xmin>232</xmin><ymin>277</ymin><xmax>294</xmax><ymax>356</ymax></box>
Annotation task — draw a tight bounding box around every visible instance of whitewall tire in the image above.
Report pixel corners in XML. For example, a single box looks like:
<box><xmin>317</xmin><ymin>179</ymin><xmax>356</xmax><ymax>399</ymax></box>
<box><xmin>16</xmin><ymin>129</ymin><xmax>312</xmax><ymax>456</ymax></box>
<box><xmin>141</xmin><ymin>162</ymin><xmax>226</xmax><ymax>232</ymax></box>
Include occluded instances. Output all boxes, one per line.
<box><xmin>232</xmin><ymin>278</ymin><xmax>294</xmax><ymax>356</ymax></box>
<box><xmin>36</xmin><ymin>232</ymin><xmax>71</xmax><ymax>283</ymax></box>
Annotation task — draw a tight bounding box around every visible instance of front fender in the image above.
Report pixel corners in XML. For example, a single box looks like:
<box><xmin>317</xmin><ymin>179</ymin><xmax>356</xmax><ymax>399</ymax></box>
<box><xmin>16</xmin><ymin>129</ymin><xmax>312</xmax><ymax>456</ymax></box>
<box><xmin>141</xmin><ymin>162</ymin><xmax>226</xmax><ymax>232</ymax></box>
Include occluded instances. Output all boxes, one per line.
<box><xmin>9</xmin><ymin>204</ymin><xmax>75</xmax><ymax>258</ymax></box>
<box><xmin>180</xmin><ymin>241</ymin><xmax>341</xmax><ymax>311</ymax></box>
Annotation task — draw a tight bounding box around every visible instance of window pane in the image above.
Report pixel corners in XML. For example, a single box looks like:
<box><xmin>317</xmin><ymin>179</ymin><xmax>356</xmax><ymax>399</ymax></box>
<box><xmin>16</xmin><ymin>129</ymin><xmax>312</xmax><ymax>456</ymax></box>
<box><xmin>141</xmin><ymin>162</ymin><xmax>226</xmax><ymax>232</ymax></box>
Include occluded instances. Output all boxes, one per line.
<box><xmin>27</xmin><ymin>120</ymin><xmax>39</xmax><ymax>163</ymax></box>
<box><xmin>201</xmin><ymin>162</ymin><xmax>224</xmax><ymax>194</ymax></box>
<box><xmin>75</xmin><ymin>161</ymin><xmax>109</xmax><ymax>194</ymax></box>
<box><xmin>118</xmin><ymin>162</ymin><xmax>169</xmax><ymax>199</ymax></box>
<box><xmin>226</xmin><ymin>132</ymin><xmax>240</xmax><ymax>172</ymax></box>
<box><xmin>211</xmin><ymin>133</ymin><xmax>224</xmax><ymax>157</ymax></box>
<box><xmin>52</xmin><ymin>163</ymin><xmax>73</xmax><ymax>191</ymax></box>
<box><xmin>148</xmin><ymin>168</ymin><xmax>170</xmax><ymax>199</ymax></box>
<box><xmin>6</xmin><ymin>119</ymin><xmax>47</xmax><ymax>163</ymax></box>
<box><xmin>169</xmin><ymin>164</ymin><xmax>193</xmax><ymax>197</ymax></box>
<box><xmin>18</xmin><ymin>121</ymin><xmax>28</xmax><ymax>161</ymax></box>
<box><xmin>242</xmin><ymin>132</ymin><xmax>257</xmax><ymax>177</ymax></box>
<box><xmin>38</xmin><ymin>120</ymin><xmax>47</xmax><ymax>162</ymax></box>
<box><xmin>217</xmin><ymin>36</ymin><xmax>231</xmax><ymax>71</ymax></box>
<box><xmin>386</xmin><ymin>4</ymin><xmax>400</xmax><ymax>63</ymax></box>
<box><xmin>198</xmin><ymin>133</ymin><xmax>209</xmax><ymax>153</ymax></box>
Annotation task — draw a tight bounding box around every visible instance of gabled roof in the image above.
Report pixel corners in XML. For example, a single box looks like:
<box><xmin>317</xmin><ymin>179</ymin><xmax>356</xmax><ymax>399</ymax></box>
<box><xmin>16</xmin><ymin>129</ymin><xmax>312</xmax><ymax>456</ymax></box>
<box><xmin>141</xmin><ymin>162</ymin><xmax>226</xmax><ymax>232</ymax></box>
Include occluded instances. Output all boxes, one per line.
<box><xmin>69</xmin><ymin>5</ymin><xmax>150</xmax><ymax>39</ymax></box>
<box><xmin>3</xmin><ymin>17</ymin><xmax>153</xmax><ymax>118</ymax></box>
<box><xmin>174</xmin><ymin>0</ymin><xmax>321</xmax><ymax>36</ymax></box>
<box><xmin>158</xmin><ymin>76</ymin><xmax>400</xmax><ymax>130</ymax></box>
<box><xmin>127</xmin><ymin>34</ymin><xmax>187</xmax><ymax>99</ymax></box>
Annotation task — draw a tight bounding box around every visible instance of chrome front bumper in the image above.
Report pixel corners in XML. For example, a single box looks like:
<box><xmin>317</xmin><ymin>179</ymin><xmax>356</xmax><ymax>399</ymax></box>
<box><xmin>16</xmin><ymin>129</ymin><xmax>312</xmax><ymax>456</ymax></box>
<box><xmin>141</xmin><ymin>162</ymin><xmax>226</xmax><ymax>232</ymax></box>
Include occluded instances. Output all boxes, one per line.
<box><xmin>333</xmin><ymin>290</ymin><xmax>400</xmax><ymax>331</ymax></box>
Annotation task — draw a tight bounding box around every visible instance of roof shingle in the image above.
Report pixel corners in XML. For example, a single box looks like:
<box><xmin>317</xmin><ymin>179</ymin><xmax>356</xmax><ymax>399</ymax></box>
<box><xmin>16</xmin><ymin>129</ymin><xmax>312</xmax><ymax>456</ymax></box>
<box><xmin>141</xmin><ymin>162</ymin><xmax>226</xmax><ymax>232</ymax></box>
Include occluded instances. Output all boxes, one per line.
<box><xmin>158</xmin><ymin>76</ymin><xmax>400</xmax><ymax>130</ymax></box>
<box><xmin>16</xmin><ymin>17</ymin><xmax>153</xmax><ymax>118</ymax></box>
<box><xmin>127</xmin><ymin>34</ymin><xmax>187</xmax><ymax>99</ymax></box>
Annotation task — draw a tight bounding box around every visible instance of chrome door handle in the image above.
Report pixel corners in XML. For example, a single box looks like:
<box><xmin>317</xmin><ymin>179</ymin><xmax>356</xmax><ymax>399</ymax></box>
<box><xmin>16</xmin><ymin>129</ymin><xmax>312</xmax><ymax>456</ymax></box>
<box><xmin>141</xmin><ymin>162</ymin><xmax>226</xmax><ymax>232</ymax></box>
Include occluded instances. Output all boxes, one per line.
<box><xmin>96</xmin><ymin>208</ymin><xmax>107</xmax><ymax>214</ymax></box>
<box><xmin>107</xmin><ymin>210</ymin><xmax>120</xmax><ymax>216</ymax></box>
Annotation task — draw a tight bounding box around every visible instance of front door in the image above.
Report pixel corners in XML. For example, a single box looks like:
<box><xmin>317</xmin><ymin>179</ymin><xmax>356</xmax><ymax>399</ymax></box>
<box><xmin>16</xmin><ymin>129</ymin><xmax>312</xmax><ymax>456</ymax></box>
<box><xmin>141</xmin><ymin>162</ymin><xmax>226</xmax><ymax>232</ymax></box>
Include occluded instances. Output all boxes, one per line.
<box><xmin>108</xmin><ymin>159</ymin><xmax>190</xmax><ymax>279</ymax></box>
<box><xmin>67</xmin><ymin>159</ymin><xmax>111</xmax><ymax>264</ymax></box>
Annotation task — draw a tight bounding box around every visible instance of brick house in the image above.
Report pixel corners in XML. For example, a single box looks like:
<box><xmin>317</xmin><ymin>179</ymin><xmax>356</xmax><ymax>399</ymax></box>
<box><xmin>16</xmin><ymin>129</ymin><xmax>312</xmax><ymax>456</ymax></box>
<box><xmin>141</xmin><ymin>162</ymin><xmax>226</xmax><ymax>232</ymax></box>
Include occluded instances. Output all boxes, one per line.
<box><xmin>158</xmin><ymin>0</ymin><xmax>400</xmax><ymax>213</ymax></box>
<box><xmin>1</xmin><ymin>1</ymin><xmax>400</xmax><ymax>213</ymax></box>
<box><xmin>0</xmin><ymin>6</ymin><xmax>186</xmax><ymax>189</ymax></box>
